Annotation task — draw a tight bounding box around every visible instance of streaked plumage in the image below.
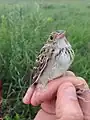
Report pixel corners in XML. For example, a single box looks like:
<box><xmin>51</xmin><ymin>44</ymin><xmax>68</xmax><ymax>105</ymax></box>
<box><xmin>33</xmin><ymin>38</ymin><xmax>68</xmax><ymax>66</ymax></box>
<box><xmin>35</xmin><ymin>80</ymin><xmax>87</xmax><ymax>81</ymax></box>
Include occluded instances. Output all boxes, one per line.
<box><xmin>31</xmin><ymin>30</ymin><xmax>75</xmax><ymax>87</ymax></box>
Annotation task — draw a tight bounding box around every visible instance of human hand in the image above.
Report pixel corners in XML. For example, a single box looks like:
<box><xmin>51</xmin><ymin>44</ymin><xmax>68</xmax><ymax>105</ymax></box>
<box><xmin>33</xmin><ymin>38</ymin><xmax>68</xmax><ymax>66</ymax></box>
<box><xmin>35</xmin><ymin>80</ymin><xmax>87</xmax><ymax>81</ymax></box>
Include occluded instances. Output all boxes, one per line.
<box><xmin>23</xmin><ymin>71</ymin><xmax>90</xmax><ymax>120</ymax></box>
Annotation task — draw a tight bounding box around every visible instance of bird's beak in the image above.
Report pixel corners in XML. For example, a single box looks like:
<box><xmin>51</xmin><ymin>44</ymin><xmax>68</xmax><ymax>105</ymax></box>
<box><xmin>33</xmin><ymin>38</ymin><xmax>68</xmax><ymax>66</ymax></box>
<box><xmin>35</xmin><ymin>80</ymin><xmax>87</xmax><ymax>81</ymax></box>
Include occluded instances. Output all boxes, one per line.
<box><xmin>56</xmin><ymin>32</ymin><xmax>65</xmax><ymax>39</ymax></box>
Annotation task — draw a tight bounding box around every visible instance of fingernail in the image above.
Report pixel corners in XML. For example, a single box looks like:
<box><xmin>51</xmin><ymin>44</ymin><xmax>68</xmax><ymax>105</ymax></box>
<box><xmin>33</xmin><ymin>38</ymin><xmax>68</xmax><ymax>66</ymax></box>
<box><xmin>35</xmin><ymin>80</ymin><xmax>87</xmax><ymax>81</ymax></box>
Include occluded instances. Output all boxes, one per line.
<box><xmin>23</xmin><ymin>94</ymin><xmax>31</xmax><ymax>104</ymax></box>
<box><xmin>22</xmin><ymin>86</ymin><xmax>35</xmax><ymax>104</ymax></box>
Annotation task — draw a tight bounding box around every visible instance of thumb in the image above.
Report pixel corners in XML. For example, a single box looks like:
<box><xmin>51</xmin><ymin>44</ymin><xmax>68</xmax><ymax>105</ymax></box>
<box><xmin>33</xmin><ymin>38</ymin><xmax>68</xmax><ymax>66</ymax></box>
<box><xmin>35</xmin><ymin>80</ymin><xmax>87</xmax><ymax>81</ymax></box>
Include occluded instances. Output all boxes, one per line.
<box><xmin>56</xmin><ymin>82</ymin><xmax>83</xmax><ymax>120</ymax></box>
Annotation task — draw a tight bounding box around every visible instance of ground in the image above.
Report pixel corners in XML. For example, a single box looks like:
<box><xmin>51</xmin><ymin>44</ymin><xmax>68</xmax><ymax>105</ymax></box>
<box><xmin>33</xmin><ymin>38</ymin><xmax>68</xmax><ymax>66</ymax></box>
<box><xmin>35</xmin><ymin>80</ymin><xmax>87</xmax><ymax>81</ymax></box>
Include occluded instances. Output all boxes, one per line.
<box><xmin>0</xmin><ymin>0</ymin><xmax>90</xmax><ymax>119</ymax></box>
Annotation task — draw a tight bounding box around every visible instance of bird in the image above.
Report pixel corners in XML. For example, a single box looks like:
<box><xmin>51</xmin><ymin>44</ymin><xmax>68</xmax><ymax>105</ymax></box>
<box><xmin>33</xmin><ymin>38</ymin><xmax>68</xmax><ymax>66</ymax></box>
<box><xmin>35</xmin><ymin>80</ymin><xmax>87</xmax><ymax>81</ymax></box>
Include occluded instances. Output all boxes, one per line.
<box><xmin>31</xmin><ymin>30</ymin><xmax>75</xmax><ymax>89</ymax></box>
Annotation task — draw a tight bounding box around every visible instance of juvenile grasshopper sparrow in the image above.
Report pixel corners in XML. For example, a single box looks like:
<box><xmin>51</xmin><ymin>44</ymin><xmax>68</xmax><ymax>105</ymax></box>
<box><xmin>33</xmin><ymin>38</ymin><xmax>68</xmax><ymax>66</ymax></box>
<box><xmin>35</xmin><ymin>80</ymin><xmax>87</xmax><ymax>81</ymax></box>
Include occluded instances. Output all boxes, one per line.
<box><xmin>31</xmin><ymin>30</ymin><xmax>75</xmax><ymax>88</ymax></box>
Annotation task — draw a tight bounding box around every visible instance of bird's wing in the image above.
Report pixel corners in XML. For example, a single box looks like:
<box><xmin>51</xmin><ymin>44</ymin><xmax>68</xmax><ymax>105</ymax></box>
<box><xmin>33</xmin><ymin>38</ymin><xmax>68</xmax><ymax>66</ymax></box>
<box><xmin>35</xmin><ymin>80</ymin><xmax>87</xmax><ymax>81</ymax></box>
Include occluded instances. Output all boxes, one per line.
<box><xmin>31</xmin><ymin>43</ymin><xmax>54</xmax><ymax>84</ymax></box>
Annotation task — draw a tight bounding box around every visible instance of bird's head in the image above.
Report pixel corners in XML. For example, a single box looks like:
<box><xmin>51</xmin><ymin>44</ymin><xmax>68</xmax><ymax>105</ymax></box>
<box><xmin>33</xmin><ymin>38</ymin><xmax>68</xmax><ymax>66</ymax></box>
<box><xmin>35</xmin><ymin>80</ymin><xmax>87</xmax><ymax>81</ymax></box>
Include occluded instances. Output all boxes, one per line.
<box><xmin>49</xmin><ymin>30</ymin><xmax>66</xmax><ymax>41</ymax></box>
<box><xmin>48</xmin><ymin>30</ymin><xmax>70</xmax><ymax>48</ymax></box>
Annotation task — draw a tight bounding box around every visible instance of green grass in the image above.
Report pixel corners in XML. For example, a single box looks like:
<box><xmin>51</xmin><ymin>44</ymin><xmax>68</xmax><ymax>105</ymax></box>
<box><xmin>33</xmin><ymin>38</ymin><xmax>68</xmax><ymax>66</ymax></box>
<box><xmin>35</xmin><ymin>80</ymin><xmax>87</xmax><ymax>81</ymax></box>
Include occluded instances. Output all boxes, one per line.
<box><xmin>1</xmin><ymin>0</ymin><xmax>90</xmax><ymax>119</ymax></box>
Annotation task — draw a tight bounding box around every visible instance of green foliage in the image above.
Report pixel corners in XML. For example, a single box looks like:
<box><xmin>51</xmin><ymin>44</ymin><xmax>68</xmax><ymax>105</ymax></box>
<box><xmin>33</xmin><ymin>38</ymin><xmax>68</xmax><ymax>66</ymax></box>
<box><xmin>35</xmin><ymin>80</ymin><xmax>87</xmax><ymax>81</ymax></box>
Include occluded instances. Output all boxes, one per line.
<box><xmin>4</xmin><ymin>113</ymin><xmax>26</xmax><ymax>120</ymax></box>
<box><xmin>1</xmin><ymin>0</ymin><xmax>90</xmax><ymax>119</ymax></box>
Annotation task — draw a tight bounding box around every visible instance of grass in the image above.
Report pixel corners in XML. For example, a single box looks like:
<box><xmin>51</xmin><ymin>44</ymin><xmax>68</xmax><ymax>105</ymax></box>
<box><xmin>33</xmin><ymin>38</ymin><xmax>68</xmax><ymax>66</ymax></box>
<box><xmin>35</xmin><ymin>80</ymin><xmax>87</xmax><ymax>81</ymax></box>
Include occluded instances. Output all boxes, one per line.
<box><xmin>0</xmin><ymin>0</ymin><xmax>90</xmax><ymax>119</ymax></box>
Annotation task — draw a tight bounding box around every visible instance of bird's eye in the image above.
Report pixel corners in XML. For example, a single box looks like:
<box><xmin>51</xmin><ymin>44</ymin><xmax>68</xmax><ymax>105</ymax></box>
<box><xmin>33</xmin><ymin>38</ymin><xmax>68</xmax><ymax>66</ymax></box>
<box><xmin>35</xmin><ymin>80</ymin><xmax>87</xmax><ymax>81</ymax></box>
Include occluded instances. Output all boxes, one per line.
<box><xmin>50</xmin><ymin>35</ymin><xmax>53</xmax><ymax>40</ymax></box>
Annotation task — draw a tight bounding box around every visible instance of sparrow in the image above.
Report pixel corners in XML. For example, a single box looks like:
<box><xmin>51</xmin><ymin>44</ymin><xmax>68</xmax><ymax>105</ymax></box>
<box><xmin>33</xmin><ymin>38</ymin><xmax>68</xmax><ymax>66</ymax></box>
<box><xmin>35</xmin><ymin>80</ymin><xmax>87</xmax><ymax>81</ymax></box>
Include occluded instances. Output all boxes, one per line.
<box><xmin>31</xmin><ymin>30</ymin><xmax>75</xmax><ymax>89</ymax></box>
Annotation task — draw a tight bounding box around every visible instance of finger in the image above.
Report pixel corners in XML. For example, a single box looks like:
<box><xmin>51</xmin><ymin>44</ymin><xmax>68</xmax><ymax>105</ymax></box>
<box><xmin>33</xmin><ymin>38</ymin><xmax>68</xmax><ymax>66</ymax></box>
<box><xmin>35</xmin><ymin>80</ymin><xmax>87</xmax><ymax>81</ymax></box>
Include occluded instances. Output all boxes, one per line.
<box><xmin>23</xmin><ymin>85</ymin><xmax>35</xmax><ymax>104</ymax></box>
<box><xmin>78</xmin><ymin>89</ymin><xmax>90</xmax><ymax>120</ymax></box>
<box><xmin>23</xmin><ymin>71</ymin><xmax>75</xmax><ymax>104</ymax></box>
<box><xmin>34</xmin><ymin>109</ymin><xmax>56</xmax><ymax>120</ymax></box>
<box><xmin>77</xmin><ymin>77</ymin><xmax>89</xmax><ymax>89</ymax></box>
<box><xmin>31</xmin><ymin>82</ymin><xmax>58</xmax><ymax>106</ymax></box>
<box><xmin>56</xmin><ymin>82</ymin><xmax>83</xmax><ymax>120</ymax></box>
<box><xmin>76</xmin><ymin>77</ymin><xmax>90</xmax><ymax>120</ymax></box>
<box><xmin>40</xmin><ymin>71</ymin><xmax>76</xmax><ymax>115</ymax></box>
<box><xmin>41</xmin><ymin>98</ymin><xmax>56</xmax><ymax>114</ymax></box>
<box><xmin>30</xmin><ymin>76</ymin><xmax>85</xmax><ymax>106</ymax></box>
<box><xmin>40</xmin><ymin>77</ymin><xmax>89</xmax><ymax>116</ymax></box>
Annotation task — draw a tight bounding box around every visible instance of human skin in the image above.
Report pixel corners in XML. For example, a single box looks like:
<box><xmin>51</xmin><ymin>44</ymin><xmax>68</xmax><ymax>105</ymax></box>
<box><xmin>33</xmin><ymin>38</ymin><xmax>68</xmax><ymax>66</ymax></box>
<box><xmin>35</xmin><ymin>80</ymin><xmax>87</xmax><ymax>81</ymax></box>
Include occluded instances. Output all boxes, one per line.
<box><xmin>23</xmin><ymin>71</ymin><xmax>90</xmax><ymax>120</ymax></box>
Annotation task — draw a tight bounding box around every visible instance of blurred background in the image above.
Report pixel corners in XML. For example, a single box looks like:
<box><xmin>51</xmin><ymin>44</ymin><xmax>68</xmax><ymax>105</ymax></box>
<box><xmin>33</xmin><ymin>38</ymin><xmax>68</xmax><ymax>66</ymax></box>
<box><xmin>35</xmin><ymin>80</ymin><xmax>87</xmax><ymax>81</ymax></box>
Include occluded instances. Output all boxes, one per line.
<box><xmin>0</xmin><ymin>0</ymin><xmax>90</xmax><ymax>119</ymax></box>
